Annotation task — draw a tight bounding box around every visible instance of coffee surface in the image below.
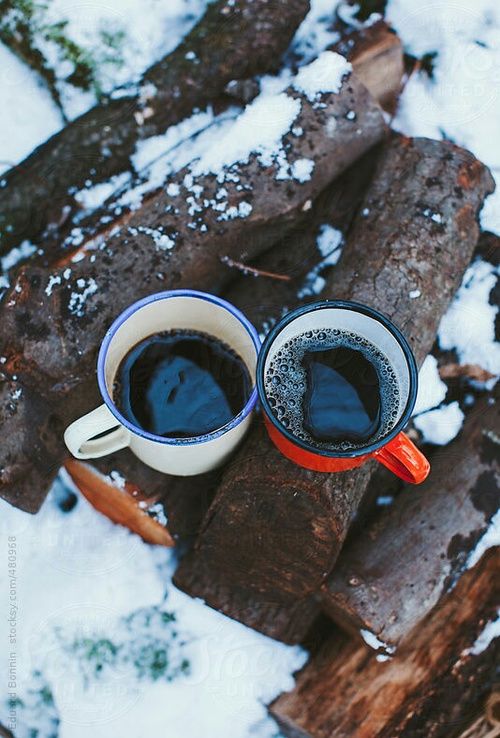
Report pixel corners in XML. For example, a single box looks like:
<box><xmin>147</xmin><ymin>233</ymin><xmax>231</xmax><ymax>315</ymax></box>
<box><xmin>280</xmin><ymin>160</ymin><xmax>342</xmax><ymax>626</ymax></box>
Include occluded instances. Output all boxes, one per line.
<box><xmin>264</xmin><ymin>328</ymin><xmax>402</xmax><ymax>451</ymax></box>
<box><xmin>113</xmin><ymin>330</ymin><xmax>251</xmax><ymax>438</ymax></box>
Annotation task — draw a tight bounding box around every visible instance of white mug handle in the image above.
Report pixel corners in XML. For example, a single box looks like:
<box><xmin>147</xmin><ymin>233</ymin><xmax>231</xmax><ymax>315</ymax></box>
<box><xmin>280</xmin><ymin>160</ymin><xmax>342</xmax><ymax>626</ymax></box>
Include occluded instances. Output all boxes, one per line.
<box><xmin>64</xmin><ymin>404</ymin><xmax>131</xmax><ymax>459</ymax></box>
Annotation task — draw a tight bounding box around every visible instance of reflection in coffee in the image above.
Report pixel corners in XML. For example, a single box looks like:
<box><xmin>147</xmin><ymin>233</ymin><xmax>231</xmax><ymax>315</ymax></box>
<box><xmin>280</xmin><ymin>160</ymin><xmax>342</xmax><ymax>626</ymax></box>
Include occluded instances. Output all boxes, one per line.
<box><xmin>113</xmin><ymin>330</ymin><xmax>251</xmax><ymax>438</ymax></box>
<box><xmin>264</xmin><ymin>328</ymin><xmax>402</xmax><ymax>451</ymax></box>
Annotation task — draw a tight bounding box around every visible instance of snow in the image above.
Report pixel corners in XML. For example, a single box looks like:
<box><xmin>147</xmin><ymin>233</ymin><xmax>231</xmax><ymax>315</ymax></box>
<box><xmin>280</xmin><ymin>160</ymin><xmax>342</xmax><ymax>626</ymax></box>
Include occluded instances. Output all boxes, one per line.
<box><xmin>289</xmin><ymin>0</ymin><xmax>342</xmax><ymax>65</ymax></box>
<box><xmin>117</xmin><ymin>108</ymin><xmax>236</xmax><ymax>210</ymax></box>
<box><xmin>413</xmin><ymin>355</ymin><xmax>448</xmax><ymax>416</ymax></box>
<box><xmin>0</xmin><ymin>43</ymin><xmax>62</xmax><ymax>176</ymax></box>
<box><xmin>189</xmin><ymin>94</ymin><xmax>301</xmax><ymax>176</ymax></box>
<box><xmin>413</xmin><ymin>401</ymin><xmax>465</xmax><ymax>445</ymax></box>
<box><xmin>33</xmin><ymin>0</ymin><xmax>211</xmax><ymax>119</ymax></box>
<box><xmin>360</xmin><ymin>629</ymin><xmax>395</xmax><ymax>655</ymax></box>
<box><xmin>463</xmin><ymin>609</ymin><xmax>500</xmax><ymax>656</ymax></box>
<box><xmin>291</xmin><ymin>158</ymin><xmax>315</xmax><ymax>183</ymax></box>
<box><xmin>438</xmin><ymin>260</ymin><xmax>500</xmax><ymax>382</ymax></box>
<box><xmin>298</xmin><ymin>225</ymin><xmax>344</xmax><ymax>298</ymax></box>
<box><xmin>0</xmin><ymin>481</ymin><xmax>307</xmax><ymax>738</ymax></box>
<box><xmin>75</xmin><ymin>173</ymin><xmax>131</xmax><ymax>211</ymax></box>
<box><xmin>1</xmin><ymin>241</ymin><xmax>37</xmax><ymax>272</ymax></box>
<box><xmin>467</xmin><ymin>508</ymin><xmax>500</xmax><ymax>569</ymax></box>
<box><xmin>387</xmin><ymin>0</ymin><xmax>500</xmax><ymax>235</ymax></box>
<box><xmin>68</xmin><ymin>277</ymin><xmax>98</xmax><ymax>317</ymax></box>
<box><xmin>293</xmin><ymin>51</ymin><xmax>352</xmax><ymax>102</ymax></box>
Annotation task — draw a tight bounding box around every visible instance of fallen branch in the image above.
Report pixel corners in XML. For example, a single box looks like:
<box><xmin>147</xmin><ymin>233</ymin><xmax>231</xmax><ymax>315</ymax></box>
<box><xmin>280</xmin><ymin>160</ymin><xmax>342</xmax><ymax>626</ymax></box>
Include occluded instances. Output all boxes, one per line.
<box><xmin>320</xmin><ymin>397</ymin><xmax>500</xmax><ymax>648</ymax></box>
<box><xmin>0</xmin><ymin>0</ymin><xmax>310</xmax><ymax>255</ymax></box>
<box><xmin>174</xmin><ymin>136</ymin><xmax>494</xmax><ymax>618</ymax></box>
<box><xmin>64</xmin><ymin>459</ymin><xmax>175</xmax><ymax>546</ymax></box>
<box><xmin>219</xmin><ymin>255</ymin><xmax>292</xmax><ymax>281</ymax></box>
<box><xmin>270</xmin><ymin>549</ymin><xmax>500</xmax><ymax>738</ymax></box>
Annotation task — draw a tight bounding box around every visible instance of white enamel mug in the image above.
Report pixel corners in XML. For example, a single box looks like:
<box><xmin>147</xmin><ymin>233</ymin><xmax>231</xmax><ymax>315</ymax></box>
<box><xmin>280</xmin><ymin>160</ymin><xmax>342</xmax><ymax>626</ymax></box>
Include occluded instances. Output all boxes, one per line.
<box><xmin>64</xmin><ymin>290</ymin><xmax>260</xmax><ymax>475</ymax></box>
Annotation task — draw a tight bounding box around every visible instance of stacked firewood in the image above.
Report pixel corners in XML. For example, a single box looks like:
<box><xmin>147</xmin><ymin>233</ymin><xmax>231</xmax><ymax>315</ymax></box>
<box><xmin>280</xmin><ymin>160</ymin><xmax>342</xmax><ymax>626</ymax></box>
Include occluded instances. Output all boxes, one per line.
<box><xmin>0</xmin><ymin>2</ymin><xmax>498</xmax><ymax>736</ymax></box>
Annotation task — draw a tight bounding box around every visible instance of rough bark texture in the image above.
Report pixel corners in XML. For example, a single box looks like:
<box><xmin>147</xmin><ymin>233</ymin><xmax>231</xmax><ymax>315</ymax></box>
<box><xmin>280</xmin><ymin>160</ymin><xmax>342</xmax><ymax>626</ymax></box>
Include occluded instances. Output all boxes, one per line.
<box><xmin>174</xmin><ymin>136</ymin><xmax>495</xmax><ymax>613</ymax></box>
<box><xmin>0</xmin><ymin>70</ymin><xmax>386</xmax><ymax>512</ymax></box>
<box><xmin>0</xmin><ymin>0</ymin><xmax>310</xmax><ymax>255</ymax></box>
<box><xmin>320</xmin><ymin>396</ymin><xmax>500</xmax><ymax>647</ymax></box>
<box><xmin>175</xmin><ymin>550</ymin><xmax>322</xmax><ymax>644</ymax></box>
<box><xmin>224</xmin><ymin>145</ymin><xmax>382</xmax><ymax>329</ymax></box>
<box><xmin>270</xmin><ymin>549</ymin><xmax>500</xmax><ymax>738</ymax></box>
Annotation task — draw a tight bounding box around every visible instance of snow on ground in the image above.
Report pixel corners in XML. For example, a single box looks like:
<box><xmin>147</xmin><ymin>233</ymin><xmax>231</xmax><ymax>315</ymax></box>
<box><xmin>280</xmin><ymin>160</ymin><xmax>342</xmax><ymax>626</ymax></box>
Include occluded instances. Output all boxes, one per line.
<box><xmin>0</xmin><ymin>43</ymin><xmax>63</xmax><ymax>175</ymax></box>
<box><xmin>1</xmin><ymin>482</ymin><xmax>306</xmax><ymax>738</ymax></box>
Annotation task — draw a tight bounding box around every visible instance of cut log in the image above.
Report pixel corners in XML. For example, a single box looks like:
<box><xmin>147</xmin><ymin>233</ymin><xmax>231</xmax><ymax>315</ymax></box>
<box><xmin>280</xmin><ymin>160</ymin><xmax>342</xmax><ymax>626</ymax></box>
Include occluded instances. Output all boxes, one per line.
<box><xmin>320</xmin><ymin>396</ymin><xmax>500</xmax><ymax>648</ymax></box>
<box><xmin>0</xmin><ymin>0</ymin><xmax>310</xmax><ymax>255</ymax></box>
<box><xmin>174</xmin><ymin>136</ymin><xmax>494</xmax><ymax>612</ymax></box>
<box><xmin>176</xmin><ymin>550</ymin><xmax>321</xmax><ymax>644</ymax></box>
<box><xmin>331</xmin><ymin>19</ymin><xmax>403</xmax><ymax>107</ymax></box>
<box><xmin>270</xmin><ymin>548</ymin><xmax>500</xmax><ymax>738</ymax></box>
<box><xmin>0</xmin><ymin>59</ymin><xmax>386</xmax><ymax>512</ymax></box>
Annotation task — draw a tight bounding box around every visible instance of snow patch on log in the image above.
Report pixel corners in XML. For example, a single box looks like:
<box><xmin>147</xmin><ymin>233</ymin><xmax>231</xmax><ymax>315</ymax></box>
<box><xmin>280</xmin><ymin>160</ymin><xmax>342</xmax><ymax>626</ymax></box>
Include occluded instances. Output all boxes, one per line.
<box><xmin>439</xmin><ymin>259</ymin><xmax>500</xmax><ymax>384</ymax></box>
<box><xmin>462</xmin><ymin>608</ymin><xmax>500</xmax><ymax>656</ymax></box>
<box><xmin>189</xmin><ymin>94</ymin><xmax>301</xmax><ymax>176</ymax></box>
<box><xmin>297</xmin><ymin>224</ymin><xmax>343</xmax><ymax>297</ymax></box>
<box><xmin>467</xmin><ymin>508</ymin><xmax>500</xmax><ymax>569</ymax></box>
<box><xmin>413</xmin><ymin>354</ymin><xmax>448</xmax><ymax>415</ymax></box>
<box><xmin>293</xmin><ymin>51</ymin><xmax>352</xmax><ymax>103</ymax></box>
<box><xmin>75</xmin><ymin>172</ymin><xmax>132</xmax><ymax>211</ymax></box>
<box><xmin>360</xmin><ymin>628</ymin><xmax>396</xmax><ymax>656</ymax></box>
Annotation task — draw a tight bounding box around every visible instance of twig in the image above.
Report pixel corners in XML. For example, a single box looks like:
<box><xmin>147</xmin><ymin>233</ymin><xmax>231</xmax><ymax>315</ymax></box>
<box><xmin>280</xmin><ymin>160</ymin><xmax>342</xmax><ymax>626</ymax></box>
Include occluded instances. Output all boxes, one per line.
<box><xmin>220</xmin><ymin>255</ymin><xmax>292</xmax><ymax>281</ymax></box>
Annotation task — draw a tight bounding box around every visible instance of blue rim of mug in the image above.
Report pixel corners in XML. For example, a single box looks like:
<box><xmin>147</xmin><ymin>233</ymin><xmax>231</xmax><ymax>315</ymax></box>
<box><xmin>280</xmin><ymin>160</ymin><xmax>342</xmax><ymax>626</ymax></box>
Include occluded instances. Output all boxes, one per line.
<box><xmin>97</xmin><ymin>289</ymin><xmax>261</xmax><ymax>445</ymax></box>
<box><xmin>256</xmin><ymin>300</ymin><xmax>419</xmax><ymax>458</ymax></box>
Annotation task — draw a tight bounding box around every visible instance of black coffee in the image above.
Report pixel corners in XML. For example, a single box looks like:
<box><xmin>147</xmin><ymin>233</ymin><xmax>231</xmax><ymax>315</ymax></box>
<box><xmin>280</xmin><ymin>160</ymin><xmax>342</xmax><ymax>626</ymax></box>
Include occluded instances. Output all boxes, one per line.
<box><xmin>264</xmin><ymin>328</ymin><xmax>401</xmax><ymax>451</ymax></box>
<box><xmin>113</xmin><ymin>330</ymin><xmax>251</xmax><ymax>438</ymax></box>
<box><xmin>302</xmin><ymin>346</ymin><xmax>381</xmax><ymax>443</ymax></box>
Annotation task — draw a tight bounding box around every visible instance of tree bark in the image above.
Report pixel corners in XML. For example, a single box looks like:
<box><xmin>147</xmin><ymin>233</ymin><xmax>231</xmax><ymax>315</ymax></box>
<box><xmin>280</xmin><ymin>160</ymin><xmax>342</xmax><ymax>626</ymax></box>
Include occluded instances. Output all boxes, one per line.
<box><xmin>174</xmin><ymin>136</ymin><xmax>494</xmax><ymax>611</ymax></box>
<box><xmin>0</xmin><ymin>0</ymin><xmax>311</xmax><ymax>255</ymax></box>
<box><xmin>175</xmin><ymin>550</ymin><xmax>322</xmax><ymax>644</ymax></box>
<box><xmin>0</xmin><ymin>65</ymin><xmax>386</xmax><ymax>512</ymax></box>
<box><xmin>224</xmin><ymin>145</ymin><xmax>382</xmax><ymax>329</ymax></box>
<box><xmin>270</xmin><ymin>549</ymin><xmax>500</xmax><ymax>738</ymax></box>
<box><xmin>320</xmin><ymin>397</ymin><xmax>500</xmax><ymax>648</ymax></box>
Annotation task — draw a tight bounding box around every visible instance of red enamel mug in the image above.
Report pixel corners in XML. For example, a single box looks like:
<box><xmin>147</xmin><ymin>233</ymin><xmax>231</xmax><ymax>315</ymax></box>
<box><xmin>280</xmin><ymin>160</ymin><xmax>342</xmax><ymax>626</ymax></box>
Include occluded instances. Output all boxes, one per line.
<box><xmin>256</xmin><ymin>300</ymin><xmax>430</xmax><ymax>484</ymax></box>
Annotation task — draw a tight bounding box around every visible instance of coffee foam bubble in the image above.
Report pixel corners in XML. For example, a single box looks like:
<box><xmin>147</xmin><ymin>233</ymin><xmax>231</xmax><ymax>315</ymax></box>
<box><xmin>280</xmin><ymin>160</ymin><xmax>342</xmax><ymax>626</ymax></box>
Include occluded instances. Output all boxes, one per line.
<box><xmin>264</xmin><ymin>328</ymin><xmax>403</xmax><ymax>451</ymax></box>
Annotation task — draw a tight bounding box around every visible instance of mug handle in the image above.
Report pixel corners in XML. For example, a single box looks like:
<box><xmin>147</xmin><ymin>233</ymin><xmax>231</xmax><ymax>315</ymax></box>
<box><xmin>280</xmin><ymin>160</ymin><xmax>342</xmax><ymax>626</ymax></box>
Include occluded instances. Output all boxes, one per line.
<box><xmin>373</xmin><ymin>431</ymin><xmax>430</xmax><ymax>484</ymax></box>
<box><xmin>64</xmin><ymin>404</ymin><xmax>131</xmax><ymax>460</ymax></box>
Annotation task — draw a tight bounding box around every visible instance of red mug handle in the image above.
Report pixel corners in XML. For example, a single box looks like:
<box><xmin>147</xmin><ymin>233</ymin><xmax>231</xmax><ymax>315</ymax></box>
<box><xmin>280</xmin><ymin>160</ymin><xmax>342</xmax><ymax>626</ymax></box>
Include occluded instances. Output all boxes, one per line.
<box><xmin>373</xmin><ymin>431</ymin><xmax>430</xmax><ymax>484</ymax></box>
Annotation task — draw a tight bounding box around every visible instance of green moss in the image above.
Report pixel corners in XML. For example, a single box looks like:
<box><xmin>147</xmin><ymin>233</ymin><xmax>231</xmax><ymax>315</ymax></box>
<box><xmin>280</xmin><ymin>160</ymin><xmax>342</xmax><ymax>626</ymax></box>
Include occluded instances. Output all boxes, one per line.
<box><xmin>61</xmin><ymin>606</ymin><xmax>190</xmax><ymax>684</ymax></box>
<box><xmin>0</xmin><ymin>0</ymin><xmax>127</xmax><ymax>108</ymax></box>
